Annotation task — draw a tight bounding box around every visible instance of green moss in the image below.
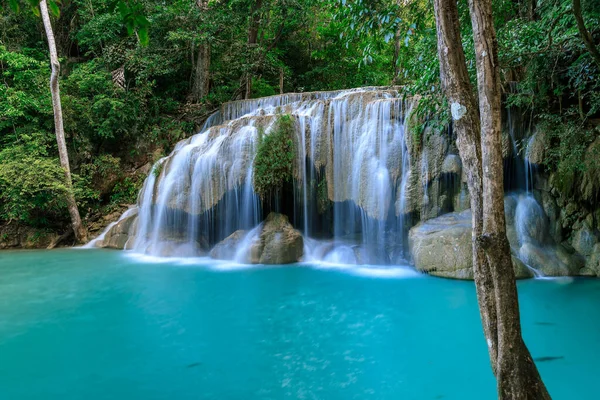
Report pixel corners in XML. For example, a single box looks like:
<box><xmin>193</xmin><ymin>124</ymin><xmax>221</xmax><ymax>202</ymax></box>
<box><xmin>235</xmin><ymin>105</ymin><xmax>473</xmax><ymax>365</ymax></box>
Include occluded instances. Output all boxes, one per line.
<box><xmin>253</xmin><ymin>115</ymin><xmax>296</xmax><ymax>199</ymax></box>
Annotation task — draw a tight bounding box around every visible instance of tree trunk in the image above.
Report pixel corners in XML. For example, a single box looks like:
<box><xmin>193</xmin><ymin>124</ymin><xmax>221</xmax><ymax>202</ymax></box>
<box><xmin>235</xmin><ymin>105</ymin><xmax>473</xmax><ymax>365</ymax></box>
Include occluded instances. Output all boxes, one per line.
<box><xmin>40</xmin><ymin>0</ymin><xmax>87</xmax><ymax>244</ymax></box>
<box><xmin>468</xmin><ymin>0</ymin><xmax>550</xmax><ymax>397</ymax></box>
<box><xmin>432</xmin><ymin>0</ymin><xmax>498</xmax><ymax>372</ymax></box>
<box><xmin>192</xmin><ymin>0</ymin><xmax>211</xmax><ymax>102</ymax></box>
<box><xmin>572</xmin><ymin>0</ymin><xmax>600</xmax><ymax>69</ymax></box>
<box><xmin>245</xmin><ymin>0</ymin><xmax>263</xmax><ymax>99</ymax></box>
<box><xmin>192</xmin><ymin>43</ymin><xmax>210</xmax><ymax>102</ymax></box>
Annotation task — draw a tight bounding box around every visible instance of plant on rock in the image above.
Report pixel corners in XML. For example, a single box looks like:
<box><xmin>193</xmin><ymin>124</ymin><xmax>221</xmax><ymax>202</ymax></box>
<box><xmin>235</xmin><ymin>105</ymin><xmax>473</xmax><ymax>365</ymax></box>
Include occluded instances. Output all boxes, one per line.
<box><xmin>252</xmin><ymin>115</ymin><xmax>296</xmax><ymax>199</ymax></box>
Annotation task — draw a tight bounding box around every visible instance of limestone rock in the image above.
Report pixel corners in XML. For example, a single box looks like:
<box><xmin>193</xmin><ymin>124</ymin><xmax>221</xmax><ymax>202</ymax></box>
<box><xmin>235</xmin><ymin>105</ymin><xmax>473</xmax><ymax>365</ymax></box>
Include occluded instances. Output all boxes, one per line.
<box><xmin>209</xmin><ymin>213</ymin><xmax>303</xmax><ymax>264</ymax></box>
<box><xmin>518</xmin><ymin>243</ymin><xmax>579</xmax><ymax>276</ymax></box>
<box><xmin>584</xmin><ymin>243</ymin><xmax>600</xmax><ymax>276</ymax></box>
<box><xmin>258</xmin><ymin>213</ymin><xmax>304</xmax><ymax>264</ymax></box>
<box><xmin>408</xmin><ymin>210</ymin><xmax>474</xmax><ymax>279</ymax></box>
<box><xmin>441</xmin><ymin>154</ymin><xmax>461</xmax><ymax>175</ymax></box>
<box><xmin>101</xmin><ymin>210</ymin><xmax>139</xmax><ymax>249</ymax></box>
<box><xmin>525</xmin><ymin>129</ymin><xmax>546</xmax><ymax>165</ymax></box>
<box><xmin>571</xmin><ymin>224</ymin><xmax>598</xmax><ymax>257</ymax></box>
<box><xmin>209</xmin><ymin>230</ymin><xmax>247</xmax><ymax>260</ymax></box>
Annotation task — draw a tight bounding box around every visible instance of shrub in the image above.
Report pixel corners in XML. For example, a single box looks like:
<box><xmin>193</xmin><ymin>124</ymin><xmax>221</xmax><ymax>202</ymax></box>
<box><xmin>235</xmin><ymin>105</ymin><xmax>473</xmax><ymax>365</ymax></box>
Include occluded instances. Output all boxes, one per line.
<box><xmin>253</xmin><ymin>114</ymin><xmax>296</xmax><ymax>199</ymax></box>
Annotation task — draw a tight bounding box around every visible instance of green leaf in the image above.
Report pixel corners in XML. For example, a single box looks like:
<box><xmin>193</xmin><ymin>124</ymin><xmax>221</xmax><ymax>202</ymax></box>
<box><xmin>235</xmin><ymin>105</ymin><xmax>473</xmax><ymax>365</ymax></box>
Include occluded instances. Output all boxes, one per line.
<box><xmin>137</xmin><ymin>27</ymin><xmax>149</xmax><ymax>47</ymax></box>
<box><xmin>48</xmin><ymin>0</ymin><xmax>60</xmax><ymax>18</ymax></box>
<box><xmin>8</xmin><ymin>0</ymin><xmax>19</xmax><ymax>13</ymax></box>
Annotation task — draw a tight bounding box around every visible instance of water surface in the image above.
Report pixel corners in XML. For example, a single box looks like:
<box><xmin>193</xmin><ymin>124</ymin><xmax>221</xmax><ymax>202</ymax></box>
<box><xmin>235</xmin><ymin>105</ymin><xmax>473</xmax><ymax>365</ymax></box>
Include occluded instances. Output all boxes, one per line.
<box><xmin>0</xmin><ymin>250</ymin><xmax>598</xmax><ymax>399</ymax></box>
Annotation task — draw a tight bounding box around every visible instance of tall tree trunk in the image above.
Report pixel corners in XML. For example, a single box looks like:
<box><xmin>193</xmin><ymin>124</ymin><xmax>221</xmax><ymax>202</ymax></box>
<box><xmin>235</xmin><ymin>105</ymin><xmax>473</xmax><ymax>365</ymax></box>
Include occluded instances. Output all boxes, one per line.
<box><xmin>468</xmin><ymin>0</ymin><xmax>550</xmax><ymax>397</ymax></box>
<box><xmin>40</xmin><ymin>0</ymin><xmax>87</xmax><ymax>243</ymax></box>
<box><xmin>245</xmin><ymin>0</ymin><xmax>263</xmax><ymax>99</ymax></box>
<box><xmin>572</xmin><ymin>0</ymin><xmax>600</xmax><ymax>69</ymax></box>
<box><xmin>192</xmin><ymin>43</ymin><xmax>211</xmax><ymax>102</ymax></box>
<box><xmin>432</xmin><ymin>0</ymin><xmax>498</xmax><ymax>372</ymax></box>
<box><xmin>192</xmin><ymin>0</ymin><xmax>211</xmax><ymax>102</ymax></box>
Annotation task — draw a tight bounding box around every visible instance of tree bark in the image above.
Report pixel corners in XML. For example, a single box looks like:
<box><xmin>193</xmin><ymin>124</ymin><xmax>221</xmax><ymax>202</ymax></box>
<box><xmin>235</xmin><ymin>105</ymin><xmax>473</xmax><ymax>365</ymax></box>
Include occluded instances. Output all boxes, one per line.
<box><xmin>572</xmin><ymin>0</ymin><xmax>600</xmax><ymax>69</ymax></box>
<box><xmin>192</xmin><ymin>43</ymin><xmax>210</xmax><ymax>101</ymax></box>
<box><xmin>432</xmin><ymin>0</ymin><xmax>498</xmax><ymax>372</ymax></box>
<box><xmin>468</xmin><ymin>0</ymin><xmax>550</xmax><ymax>397</ymax></box>
<box><xmin>245</xmin><ymin>0</ymin><xmax>263</xmax><ymax>99</ymax></box>
<box><xmin>40</xmin><ymin>0</ymin><xmax>87</xmax><ymax>244</ymax></box>
<box><xmin>192</xmin><ymin>0</ymin><xmax>211</xmax><ymax>102</ymax></box>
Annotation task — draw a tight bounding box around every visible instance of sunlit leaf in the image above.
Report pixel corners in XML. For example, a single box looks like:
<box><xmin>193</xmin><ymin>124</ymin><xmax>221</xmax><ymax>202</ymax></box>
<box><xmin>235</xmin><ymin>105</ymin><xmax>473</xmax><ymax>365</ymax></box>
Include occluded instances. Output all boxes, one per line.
<box><xmin>48</xmin><ymin>0</ymin><xmax>60</xmax><ymax>18</ymax></box>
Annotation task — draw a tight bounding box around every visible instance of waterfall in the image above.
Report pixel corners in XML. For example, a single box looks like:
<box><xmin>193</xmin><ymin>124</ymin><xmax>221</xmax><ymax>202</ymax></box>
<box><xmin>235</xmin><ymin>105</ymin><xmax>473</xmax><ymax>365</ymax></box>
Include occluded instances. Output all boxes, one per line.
<box><xmin>105</xmin><ymin>87</ymin><xmax>415</xmax><ymax>264</ymax></box>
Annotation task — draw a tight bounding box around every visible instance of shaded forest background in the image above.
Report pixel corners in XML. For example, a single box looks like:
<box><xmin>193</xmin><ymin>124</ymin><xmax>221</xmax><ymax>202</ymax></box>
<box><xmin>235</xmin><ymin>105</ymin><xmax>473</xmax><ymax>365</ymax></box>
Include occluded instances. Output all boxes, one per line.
<box><xmin>0</xmin><ymin>0</ymin><xmax>598</xmax><ymax>240</ymax></box>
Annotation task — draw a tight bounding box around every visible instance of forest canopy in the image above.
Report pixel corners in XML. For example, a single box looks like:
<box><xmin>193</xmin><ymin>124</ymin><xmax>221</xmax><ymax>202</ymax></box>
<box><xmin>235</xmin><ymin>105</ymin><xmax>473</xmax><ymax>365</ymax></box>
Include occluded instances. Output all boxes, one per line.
<box><xmin>0</xmin><ymin>0</ymin><xmax>598</xmax><ymax>232</ymax></box>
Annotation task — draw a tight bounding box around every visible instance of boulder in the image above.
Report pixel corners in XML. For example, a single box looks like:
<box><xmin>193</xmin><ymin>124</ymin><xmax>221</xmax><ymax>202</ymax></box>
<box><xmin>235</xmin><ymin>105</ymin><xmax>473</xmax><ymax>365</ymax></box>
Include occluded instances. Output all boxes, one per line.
<box><xmin>209</xmin><ymin>230</ymin><xmax>247</xmax><ymax>260</ymax></box>
<box><xmin>518</xmin><ymin>243</ymin><xmax>580</xmax><ymax>276</ymax></box>
<box><xmin>408</xmin><ymin>210</ymin><xmax>474</xmax><ymax>279</ymax></box>
<box><xmin>408</xmin><ymin>208</ymin><xmax>562</xmax><ymax>279</ymax></box>
<box><xmin>101</xmin><ymin>210</ymin><xmax>138</xmax><ymax>249</ymax></box>
<box><xmin>209</xmin><ymin>213</ymin><xmax>303</xmax><ymax>264</ymax></box>
<box><xmin>258</xmin><ymin>213</ymin><xmax>304</xmax><ymax>264</ymax></box>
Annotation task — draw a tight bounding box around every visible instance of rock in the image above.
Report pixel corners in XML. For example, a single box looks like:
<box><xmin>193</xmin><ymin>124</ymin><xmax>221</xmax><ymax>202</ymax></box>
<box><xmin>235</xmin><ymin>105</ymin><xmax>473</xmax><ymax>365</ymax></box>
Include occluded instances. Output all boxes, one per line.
<box><xmin>580</xmin><ymin>137</ymin><xmax>600</xmax><ymax>202</ymax></box>
<box><xmin>258</xmin><ymin>213</ymin><xmax>304</xmax><ymax>264</ymax></box>
<box><xmin>0</xmin><ymin>222</ymin><xmax>58</xmax><ymax>249</ymax></box>
<box><xmin>571</xmin><ymin>224</ymin><xmax>598</xmax><ymax>257</ymax></box>
<box><xmin>209</xmin><ymin>213</ymin><xmax>303</xmax><ymax>264</ymax></box>
<box><xmin>525</xmin><ymin>129</ymin><xmax>546</xmax><ymax>165</ymax></box>
<box><xmin>514</xmin><ymin>195</ymin><xmax>547</xmax><ymax>246</ymax></box>
<box><xmin>519</xmin><ymin>243</ymin><xmax>579</xmax><ymax>276</ymax></box>
<box><xmin>441</xmin><ymin>154</ymin><xmax>461</xmax><ymax>175</ymax></box>
<box><xmin>584</xmin><ymin>243</ymin><xmax>600</xmax><ymax>276</ymax></box>
<box><xmin>541</xmin><ymin>191</ymin><xmax>562</xmax><ymax>243</ymax></box>
<box><xmin>512</xmin><ymin>255</ymin><xmax>534</xmax><ymax>279</ymax></box>
<box><xmin>209</xmin><ymin>230</ymin><xmax>247</xmax><ymax>260</ymax></box>
<box><xmin>101</xmin><ymin>210</ymin><xmax>139</xmax><ymax>249</ymax></box>
<box><xmin>408</xmin><ymin>210</ymin><xmax>532</xmax><ymax>279</ymax></box>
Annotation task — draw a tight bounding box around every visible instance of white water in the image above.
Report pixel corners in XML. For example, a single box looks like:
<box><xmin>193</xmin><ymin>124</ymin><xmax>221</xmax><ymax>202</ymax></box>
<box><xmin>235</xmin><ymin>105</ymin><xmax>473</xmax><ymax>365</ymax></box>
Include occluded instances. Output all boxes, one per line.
<box><xmin>122</xmin><ymin>87</ymin><xmax>413</xmax><ymax>264</ymax></box>
<box><xmin>83</xmin><ymin>207</ymin><xmax>137</xmax><ymax>248</ymax></box>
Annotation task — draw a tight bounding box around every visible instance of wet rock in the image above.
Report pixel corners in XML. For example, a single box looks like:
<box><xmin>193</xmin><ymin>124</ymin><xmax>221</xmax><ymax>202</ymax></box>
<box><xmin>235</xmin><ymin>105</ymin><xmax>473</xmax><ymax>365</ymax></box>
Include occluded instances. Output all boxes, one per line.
<box><xmin>584</xmin><ymin>243</ymin><xmax>600</xmax><ymax>276</ymax></box>
<box><xmin>518</xmin><ymin>243</ymin><xmax>578</xmax><ymax>276</ymax></box>
<box><xmin>209</xmin><ymin>230</ymin><xmax>247</xmax><ymax>260</ymax></box>
<box><xmin>515</xmin><ymin>195</ymin><xmax>548</xmax><ymax>246</ymax></box>
<box><xmin>441</xmin><ymin>154</ymin><xmax>461</xmax><ymax>175</ymax></box>
<box><xmin>210</xmin><ymin>213</ymin><xmax>303</xmax><ymax>264</ymax></box>
<box><xmin>525</xmin><ymin>129</ymin><xmax>546</xmax><ymax>165</ymax></box>
<box><xmin>408</xmin><ymin>210</ymin><xmax>532</xmax><ymax>279</ymax></box>
<box><xmin>101</xmin><ymin>210</ymin><xmax>139</xmax><ymax>249</ymax></box>
<box><xmin>571</xmin><ymin>224</ymin><xmax>598</xmax><ymax>257</ymax></box>
<box><xmin>258</xmin><ymin>213</ymin><xmax>304</xmax><ymax>264</ymax></box>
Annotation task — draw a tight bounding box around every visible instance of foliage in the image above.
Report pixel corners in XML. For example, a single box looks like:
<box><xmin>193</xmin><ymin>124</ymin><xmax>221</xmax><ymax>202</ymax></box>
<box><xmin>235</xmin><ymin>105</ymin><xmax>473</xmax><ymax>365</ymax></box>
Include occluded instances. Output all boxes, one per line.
<box><xmin>253</xmin><ymin>115</ymin><xmax>296</xmax><ymax>198</ymax></box>
<box><xmin>1</xmin><ymin>0</ymin><xmax>600</xmax><ymax>234</ymax></box>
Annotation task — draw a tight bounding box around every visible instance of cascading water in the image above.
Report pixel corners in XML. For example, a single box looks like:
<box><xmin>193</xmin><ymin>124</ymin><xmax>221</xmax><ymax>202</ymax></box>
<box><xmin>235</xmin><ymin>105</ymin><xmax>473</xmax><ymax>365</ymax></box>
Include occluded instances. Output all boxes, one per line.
<box><xmin>107</xmin><ymin>88</ymin><xmax>414</xmax><ymax>264</ymax></box>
